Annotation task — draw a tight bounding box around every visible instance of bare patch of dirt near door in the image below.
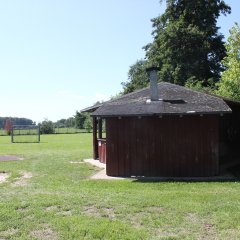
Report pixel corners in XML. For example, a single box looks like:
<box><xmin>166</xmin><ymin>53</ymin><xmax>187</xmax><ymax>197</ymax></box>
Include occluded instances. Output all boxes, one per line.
<box><xmin>0</xmin><ymin>172</ymin><xmax>9</xmax><ymax>183</ymax></box>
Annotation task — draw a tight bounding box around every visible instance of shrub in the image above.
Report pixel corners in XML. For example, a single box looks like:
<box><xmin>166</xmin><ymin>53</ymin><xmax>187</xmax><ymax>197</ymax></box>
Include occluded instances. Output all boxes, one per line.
<box><xmin>40</xmin><ymin>120</ymin><xmax>54</xmax><ymax>134</ymax></box>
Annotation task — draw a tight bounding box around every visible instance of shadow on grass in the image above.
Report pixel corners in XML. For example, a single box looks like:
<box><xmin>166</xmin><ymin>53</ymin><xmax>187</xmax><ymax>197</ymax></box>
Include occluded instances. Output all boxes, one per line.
<box><xmin>117</xmin><ymin>168</ymin><xmax>240</xmax><ymax>183</ymax></box>
<box><xmin>131</xmin><ymin>177</ymin><xmax>240</xmax><ymax>183</ymax></box>
<box><xmin>116</xmin><ymin>163</ymin><xmax>240</xmax><ymax>183</ymax></box>
<box><xmin>130</xmin><ymin>169</ymin><xmax>240</xmax><ymax>183</ymax></box>
<box><xmin>11</xmin><ymin>142</ymin><xmax>48</xmax><ymax>144</ymax></box>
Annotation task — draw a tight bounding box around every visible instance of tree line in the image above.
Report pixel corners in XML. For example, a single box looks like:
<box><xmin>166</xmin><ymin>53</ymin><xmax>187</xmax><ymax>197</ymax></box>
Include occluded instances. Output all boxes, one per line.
<box><xmin>0</xmin><ymin>117</ymin><xmax>34</xmax><ymax>129</ymax></box>
<box><xmin>121</xmin><ymin>0</ymin><xmax>240</xmax><ymax>101</ymax></box>
<box><xmin>0</xmin><ymin>112</ymin><xmax>93</xmax><ymax>135</ymax></box>
<box><xmin>39</xmin><ymin>112</ymin><xmax>92</xmax><ymax>134</ymax></box>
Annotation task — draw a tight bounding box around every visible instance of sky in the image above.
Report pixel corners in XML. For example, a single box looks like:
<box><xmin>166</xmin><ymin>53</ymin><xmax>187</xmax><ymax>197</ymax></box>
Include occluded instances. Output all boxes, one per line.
<box><xmin>0</xmin><ymin>0</ymin><xmax>239</xmax><ymax>123</ymax></box>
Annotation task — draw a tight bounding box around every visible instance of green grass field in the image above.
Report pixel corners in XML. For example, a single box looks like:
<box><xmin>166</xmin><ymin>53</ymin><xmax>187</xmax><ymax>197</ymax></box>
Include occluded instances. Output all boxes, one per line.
<box><xmin>0</xmin><ymin>129</ymin><xmax>8</xmax><ymax>136</ymax></box>
<box><xmin>0</xmin><ymin>134</ymin><xmax>240</xmax><ymax>239</ymax></box>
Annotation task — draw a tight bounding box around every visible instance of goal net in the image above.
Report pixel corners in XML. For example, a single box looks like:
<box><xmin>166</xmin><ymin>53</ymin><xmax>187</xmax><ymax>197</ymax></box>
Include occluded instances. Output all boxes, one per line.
<box><xmin>11</xmin><ymin>125</ymin><xmax>40</xmax><ymax>143</ymax></box>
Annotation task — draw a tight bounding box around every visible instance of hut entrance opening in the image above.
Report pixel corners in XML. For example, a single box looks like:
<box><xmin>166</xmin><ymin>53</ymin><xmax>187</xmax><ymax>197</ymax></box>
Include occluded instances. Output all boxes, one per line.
<box><xmin>219</xmin><ymin>100</ymin><xmax>240</xmax><ymax>173</ymax></box>
<box><xmin>93</xmin><ymin>117</ymin><xmax>106</xmax><ymax>163</ymax></box>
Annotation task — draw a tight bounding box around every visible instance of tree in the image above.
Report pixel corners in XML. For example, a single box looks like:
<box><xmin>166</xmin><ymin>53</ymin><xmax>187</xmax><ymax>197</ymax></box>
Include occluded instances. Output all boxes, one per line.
<box><xmin>144</xmin><ymin>0</ymin><xmax>231</xmax><ymax>86</ymax></box>
<box><xmin>74</xmin><ymin>111</ymin><xmax>87</xmax><ymax>129</ymax></box>
<box><xmin>65</xmin><ymin>117</ymin><xmax>75</xmax><ymax>128</ymax></box>
<box><xmin>216</xmin><ymin>23</ymin><xmax>240</xmax><ymax>100</ymax></box>
<box><xmin>40</xmin><ymin>119</ymin><xmax>54</xmax><ymax>134</ymax></box>
<box><xmin>55</xmin><ymin>119</ymin><xmax>67</xmax><ymax>128</ymax></box>
<box><xmin>121</xmin><ymin>60</ymin><xmax>149</xmax><ymax>94</ymax></box>
<box><xmin>4</xmin><ymin>119</ymin><xmax>13</xmax><ymax>135</ymax></box>
<box><xmin>83</xmin><ymin>115</ymin><xmax>92</xmax><ymax>133</ymax></box>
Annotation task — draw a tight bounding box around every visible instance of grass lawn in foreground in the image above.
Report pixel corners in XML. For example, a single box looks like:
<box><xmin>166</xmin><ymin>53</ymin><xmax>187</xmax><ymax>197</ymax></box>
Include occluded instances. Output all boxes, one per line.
<box><xmin>0</xmin><ymin>134</ymin><xmax>240</xmax><ymax>239</ymax></box>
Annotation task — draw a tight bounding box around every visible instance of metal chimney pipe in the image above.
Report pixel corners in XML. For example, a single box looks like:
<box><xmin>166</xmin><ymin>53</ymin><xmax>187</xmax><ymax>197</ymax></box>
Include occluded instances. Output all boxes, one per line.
<box><xmin>146</xmin><ymin>66</ymin><xmax>159</xmax><ymax>101</ymax></box>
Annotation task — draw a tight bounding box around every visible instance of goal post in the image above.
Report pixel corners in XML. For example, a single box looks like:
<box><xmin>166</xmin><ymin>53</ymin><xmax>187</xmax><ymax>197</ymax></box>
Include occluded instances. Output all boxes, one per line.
<box><xmin>11</xmin><ymin>125</ymin><xmax>40</xmax><ymax>143</ymax></box>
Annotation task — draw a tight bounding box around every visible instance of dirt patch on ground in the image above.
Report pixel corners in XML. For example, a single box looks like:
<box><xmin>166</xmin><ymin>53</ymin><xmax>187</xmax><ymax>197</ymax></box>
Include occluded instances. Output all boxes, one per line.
<box><xmin>16</xmin><ymin>207</ymin><xmax>29</xmax><ymax>213</ymax></box>
<box><xmin>45</xmin><ymin>206</ymin><xmax>59</xmax><ymax>212</ymax></box>
<box><xmin>185</xmin><ymin>213</ymin><xmax>200</xmax><ymax>224</ymax></box>
<box><xmin>185</xmin><ymin>213</ymin><xmax>217</xmax><ymax>239</ymax></box>
<box><xmin>0</xmin><ymin>155</ymin><xmax>24</xmax><ymax>161</ymax></box>
<box><xmin>30</xmin><ymin>225</ymin><xmax>58</xmax><ymax>240</ymax></box>
<box><xmin>201</xmin><ymin>223</ymin><xmax>217</xmax><ymax>240</ymax></box>
<box><xmin>83</xmin><ymin>205</ymin><xmax>115</xmax><ymax>219</ymax></box>
<box><xmin>0</xmin><ymin>228</ymin><xmax>18</xmax><ymax>238</ymax></box>
<box><xmin>83</xmin><ymin>205</ymin><xmax>102</xmax><ymax>218</ymax></box>
<box><xmin>0</xmin><ymin>172</ymin><xmax>9</xmax><ymax>183</ymax></box>
<box><xmin>56</xmin><ymin>210</ymin><xmax>72</xmax><ymax>216</ymax></box>
<box><xmin>45</xmin><ymin>205</ymin><xmax>72</xmax><ymax>216</ymax></box>
<box><xmin>12</xmin><ymin>171</ymin><xmax>33</xmax><ymax>187</ymax></box>
<box><xmin>147</xmin><ymin>206</ymin><xmax>165</xmax><ymax>214</ymax></box>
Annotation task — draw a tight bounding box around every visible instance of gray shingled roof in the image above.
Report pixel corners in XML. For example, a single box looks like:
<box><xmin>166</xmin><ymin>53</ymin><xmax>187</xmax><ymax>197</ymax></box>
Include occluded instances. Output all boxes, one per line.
<box><xmin>85</xmin><ymin>82</ymin><xmax>232</xmax><ymax>117</ymax></box>
<box><xmin>81</xmin><ymin>103</ymin><xmax>103</xmax><ymax>113</ymax></box>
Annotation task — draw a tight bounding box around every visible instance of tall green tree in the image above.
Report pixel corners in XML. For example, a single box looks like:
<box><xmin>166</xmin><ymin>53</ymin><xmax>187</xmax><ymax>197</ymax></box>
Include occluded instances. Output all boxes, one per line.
<box><xmin>65</xmin><ymin>117</ymin><xmax>75</xmax><ymax>128</ymax></box>
<box><xmin>217</xmin><ymin>23</ymin><xmax>240</xmax><ymax>101</ymax></box>
<box><xmin>55</xmin><ymin>119</ymin><xmax>67</xmax><ymax>128</ymax></box>
<box><xmin>121</xmin><ymin>60</ymin><xmax>149</xmax><ymax>94</ymax></box>
<box><xmin>144</xmin><ymin>0</ymin><xmax>231</xmax><ymax>86</ymax></box>
<box><xmin>74</xmin><ymin>111</ymin><xmax>88</xmax><ymax>129</ymax></box>
<box><xmin>83</xmin><ymin>116</ymin><xmax>92</xmax><ymax>133</ymax></box>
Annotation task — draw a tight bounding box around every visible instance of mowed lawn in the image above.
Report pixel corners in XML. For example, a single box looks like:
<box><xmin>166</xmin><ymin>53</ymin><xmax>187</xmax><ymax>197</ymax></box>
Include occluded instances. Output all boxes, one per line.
<box><xmin>0</xmin><ymin>134</ymin><xmax>240</xmax><ymax>240</ymax></box>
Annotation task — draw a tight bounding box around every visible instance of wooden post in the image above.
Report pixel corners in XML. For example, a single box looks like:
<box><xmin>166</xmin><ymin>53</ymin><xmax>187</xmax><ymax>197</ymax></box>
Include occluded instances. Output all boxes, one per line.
<box><xmin>98</xmin><ymin>118</ymin><xmax>102</xmax><ymax>139</ymax></box>
<box><xmin>38</xmin><ymin>125</ymin><xmax>40</xmax><ymax>143</ymax></box>
<box><xmin>11</xmin><ymin>127</ymin><xmax>13</xmax><ymax>143</ymax></box>
<box><xmin>92</xmin><ymin>117</ymin><xmax>99</xmax><ymax>159</ymax></box>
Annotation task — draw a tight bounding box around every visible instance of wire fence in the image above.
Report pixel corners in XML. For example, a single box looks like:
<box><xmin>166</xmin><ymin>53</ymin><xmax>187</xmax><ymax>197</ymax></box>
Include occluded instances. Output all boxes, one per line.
<box><xmin>11</xmin><ymin>125</ymin><xmax>40</xmax><ymax>143</ymax></box>
<box><xmin>0</xmin><ymin>129</ymin><xmax>8</xmax><ymax>136</ymax></box>
<box><xmin>53</xmin><ymin>128</ymin><xmax>92</xmax><ymax>134</ymax></box>
<box><xmin>0</xmin><ymin>128</ymin><xmax>93</xmax><ymax>136</ymax></box>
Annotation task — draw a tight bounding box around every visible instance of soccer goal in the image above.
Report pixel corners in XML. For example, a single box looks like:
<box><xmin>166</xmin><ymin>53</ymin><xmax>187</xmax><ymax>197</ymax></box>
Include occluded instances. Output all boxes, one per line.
<box><xmin>11</xmin><ymin>125</ymin><xmax>40</xmax><ymax>143</ymax></box>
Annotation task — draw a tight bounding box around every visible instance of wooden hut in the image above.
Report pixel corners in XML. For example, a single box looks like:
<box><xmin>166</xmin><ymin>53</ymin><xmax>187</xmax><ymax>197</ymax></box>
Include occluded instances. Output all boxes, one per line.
<box><xmin>82</xmin><ymin>70</ymin><xmax>236</xmax><ymax>177</ymax></box>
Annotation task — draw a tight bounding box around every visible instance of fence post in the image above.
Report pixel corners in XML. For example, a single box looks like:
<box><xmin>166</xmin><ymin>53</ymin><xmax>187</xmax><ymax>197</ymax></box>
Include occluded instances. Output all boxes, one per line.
<box><xmin>93</xmin><ymin>117</ymin><xmax>98</xmax><ymax>159</ymax></box>
<box><xmin>38</xmin><ymin>125</ymin><xmax>40</xmax><ymax>143</ymax></box>
<box><xmin>11</xmin><ymin>127</ymin><xmax>13</xmax><ymax>143</ymax></box>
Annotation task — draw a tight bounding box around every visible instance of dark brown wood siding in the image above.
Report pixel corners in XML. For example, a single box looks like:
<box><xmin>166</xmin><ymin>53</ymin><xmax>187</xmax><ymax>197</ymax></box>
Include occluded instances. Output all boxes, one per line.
<box><xmin>106</xmin><ymin>115</ymin><xmax>219</xmax><ymax>177</ymax></box>
<box><xmin>219</xmin><ymin>101</ymin><xmax>240</xmax><ymax>167</ymax></box>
